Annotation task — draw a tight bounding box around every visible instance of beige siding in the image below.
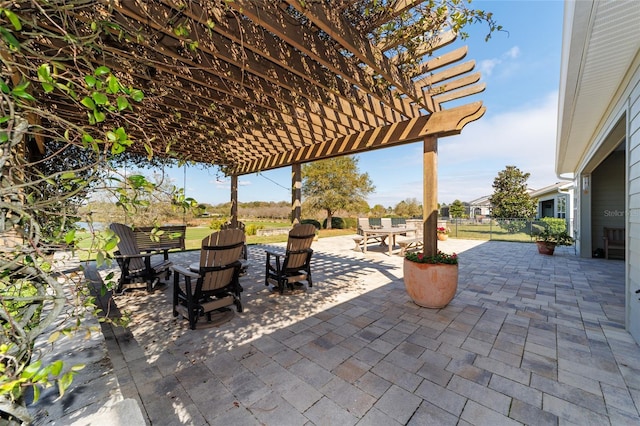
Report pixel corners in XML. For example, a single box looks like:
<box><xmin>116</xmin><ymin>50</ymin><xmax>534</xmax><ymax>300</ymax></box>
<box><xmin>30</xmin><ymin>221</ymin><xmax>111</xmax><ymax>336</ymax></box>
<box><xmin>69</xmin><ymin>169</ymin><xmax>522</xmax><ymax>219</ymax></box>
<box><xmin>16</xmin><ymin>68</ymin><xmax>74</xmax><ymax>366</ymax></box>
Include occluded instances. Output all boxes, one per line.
<box><xmin>591</xmin><ymin>151</ymin><xmax>625</xmax><ymax>253</ymax></box>
<box><xmin>629</xmin><ymin>77</ymin><xmax>640</xmax><ymax>340</ymax></box>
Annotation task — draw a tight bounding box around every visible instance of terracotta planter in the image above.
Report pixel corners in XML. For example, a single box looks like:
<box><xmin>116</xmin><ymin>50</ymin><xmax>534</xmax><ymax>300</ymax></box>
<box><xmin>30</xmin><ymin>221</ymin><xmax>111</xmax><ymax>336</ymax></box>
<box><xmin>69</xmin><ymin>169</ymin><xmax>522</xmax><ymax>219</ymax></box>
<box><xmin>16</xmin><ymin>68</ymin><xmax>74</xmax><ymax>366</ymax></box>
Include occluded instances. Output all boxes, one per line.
<box><xmin>437</xmin><ymin>234</ymin><xmax>448</xmax><ymax>241</ymax></box>
<box><xmin>536</xmin><ymin>241</ymin><xmax>556</xmax><ymax>255</ymax></box>
<box><xmin>403</xmin><ymin>259</ymin><xmax>458</xmax><ymax>308</ymax></box>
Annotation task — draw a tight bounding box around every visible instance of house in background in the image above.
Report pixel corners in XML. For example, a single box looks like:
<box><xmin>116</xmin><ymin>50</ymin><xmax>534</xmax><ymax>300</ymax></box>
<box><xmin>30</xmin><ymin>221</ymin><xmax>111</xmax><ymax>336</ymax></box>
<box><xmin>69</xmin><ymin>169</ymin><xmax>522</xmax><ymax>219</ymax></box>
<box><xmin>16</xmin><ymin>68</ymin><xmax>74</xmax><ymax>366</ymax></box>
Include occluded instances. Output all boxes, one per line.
<box><xmin>529</xmin><ymin>181</ymin><xmax>575</xmax><ymax>235</ymax></box>
<box><xmin>556</xmin><ymin>0</ymin><xmax>640</xmax><ymax>344</ymax></box>
<box><xmin>468</xmin><ymin>195</ymin><xmax>491</xmax><ymax>219</ymax></box>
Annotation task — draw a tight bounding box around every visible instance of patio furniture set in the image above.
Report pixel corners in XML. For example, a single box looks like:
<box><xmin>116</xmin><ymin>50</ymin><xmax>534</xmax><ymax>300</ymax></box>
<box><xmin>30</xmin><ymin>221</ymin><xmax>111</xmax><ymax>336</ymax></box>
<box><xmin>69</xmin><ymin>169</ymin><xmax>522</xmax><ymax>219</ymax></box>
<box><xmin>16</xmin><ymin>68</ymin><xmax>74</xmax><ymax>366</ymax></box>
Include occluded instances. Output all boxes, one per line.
<box><xmin>109</xmin><ymin>222</ymin><xmax>316</xmax><ymax>329</ymax></box>
<box><xmin>356</xmin><ymin>217</ymin><xmax>424</xmax><ymax>256</ymax></box>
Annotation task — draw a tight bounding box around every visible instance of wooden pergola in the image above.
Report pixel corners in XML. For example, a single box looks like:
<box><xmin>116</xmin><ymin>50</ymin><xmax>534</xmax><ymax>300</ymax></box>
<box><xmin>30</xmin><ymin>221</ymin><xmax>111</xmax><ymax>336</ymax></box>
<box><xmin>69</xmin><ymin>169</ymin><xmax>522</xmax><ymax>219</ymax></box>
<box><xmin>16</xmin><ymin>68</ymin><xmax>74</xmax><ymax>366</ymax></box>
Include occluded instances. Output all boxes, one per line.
<box><xmin>30</xmin><ymin>0</ymin><xmax>487</xmax><ymax>255</ymax></box>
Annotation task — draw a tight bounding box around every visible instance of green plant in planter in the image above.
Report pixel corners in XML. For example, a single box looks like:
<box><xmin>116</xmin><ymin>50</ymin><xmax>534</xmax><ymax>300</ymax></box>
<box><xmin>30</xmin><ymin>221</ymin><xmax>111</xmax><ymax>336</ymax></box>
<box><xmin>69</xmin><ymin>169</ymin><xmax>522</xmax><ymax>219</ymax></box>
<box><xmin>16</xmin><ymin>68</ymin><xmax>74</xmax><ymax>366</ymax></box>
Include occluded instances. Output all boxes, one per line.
<box><xmin>405</xmin><ymin>250</ymin><xmax>458</xmax><ymax>264</ymax></box>
<box><xmin>535</xmin><ymin>229</ymin><xmax>573</xmax><ymax>245</ymax></box>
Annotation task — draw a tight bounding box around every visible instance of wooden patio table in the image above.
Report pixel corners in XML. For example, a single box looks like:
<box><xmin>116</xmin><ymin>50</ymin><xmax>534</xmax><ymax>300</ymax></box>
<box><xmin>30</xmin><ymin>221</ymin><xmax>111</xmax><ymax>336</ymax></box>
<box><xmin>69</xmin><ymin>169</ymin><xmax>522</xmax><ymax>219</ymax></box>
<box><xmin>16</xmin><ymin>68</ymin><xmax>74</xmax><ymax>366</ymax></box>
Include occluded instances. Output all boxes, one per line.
<box><xmin>362</xmin><ymin>227</ymin><xmax>416</xmax><ymax>256</ymax></box>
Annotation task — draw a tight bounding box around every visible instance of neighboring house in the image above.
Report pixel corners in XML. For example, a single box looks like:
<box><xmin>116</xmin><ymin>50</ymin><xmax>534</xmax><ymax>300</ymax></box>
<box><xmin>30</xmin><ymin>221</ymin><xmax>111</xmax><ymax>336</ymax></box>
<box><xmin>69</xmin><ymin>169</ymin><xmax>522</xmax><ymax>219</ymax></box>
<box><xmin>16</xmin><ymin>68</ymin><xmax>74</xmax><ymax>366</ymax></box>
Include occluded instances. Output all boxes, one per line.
<box><xmin>468</xmin><ymin>195</ymin><xmax>491</xmax><ymax>218</ymax></box>
<box><xmin>529</xmin><ymin>181</ymin><xmax>574</xmax><ymax>235</ymax></box>
<box><xmin>556</xmin><ymin>1</ymin><xmax>640</xmax><ymax>343</ymax></box>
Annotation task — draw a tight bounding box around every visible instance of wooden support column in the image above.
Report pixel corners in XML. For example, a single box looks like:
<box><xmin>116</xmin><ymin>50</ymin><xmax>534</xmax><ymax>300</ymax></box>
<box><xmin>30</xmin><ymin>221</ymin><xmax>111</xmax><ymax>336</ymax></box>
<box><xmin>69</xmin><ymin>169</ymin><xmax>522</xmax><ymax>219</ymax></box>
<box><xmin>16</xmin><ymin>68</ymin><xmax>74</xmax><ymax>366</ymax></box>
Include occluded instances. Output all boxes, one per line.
<box><xmin>230</xmin><ymin>174</ymin><xmax>238</xmax><ymax>227</ymax></box>
<box><xmin>291</xmin><ymin>163</ymin><xmax>302</xmax><ymax>225</ymax></box>
<box><xmin>423</xmin><ymin>136</ymin><xmax>438</xmax><ymax>257</ymax></box>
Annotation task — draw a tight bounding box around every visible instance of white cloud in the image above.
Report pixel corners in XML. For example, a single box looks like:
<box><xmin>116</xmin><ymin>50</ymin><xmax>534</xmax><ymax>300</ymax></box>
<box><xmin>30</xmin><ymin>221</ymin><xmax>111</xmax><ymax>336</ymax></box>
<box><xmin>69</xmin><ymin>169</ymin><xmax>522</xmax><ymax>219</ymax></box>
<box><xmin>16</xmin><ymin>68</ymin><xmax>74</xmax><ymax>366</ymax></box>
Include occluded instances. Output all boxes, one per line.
<box><xmin>367</xmin><ymin>91</ymin><xmax>561</xmax><ymax>206</ymax></box>
<box><xmin>480</xmin><ymin>58</ymin><xmax>500</xmax><ymax>76</ymax></box>
<box><xmin>505</xmin><ymin>46</ymin><xmax>520</xmax><ymax>59</ymax></box>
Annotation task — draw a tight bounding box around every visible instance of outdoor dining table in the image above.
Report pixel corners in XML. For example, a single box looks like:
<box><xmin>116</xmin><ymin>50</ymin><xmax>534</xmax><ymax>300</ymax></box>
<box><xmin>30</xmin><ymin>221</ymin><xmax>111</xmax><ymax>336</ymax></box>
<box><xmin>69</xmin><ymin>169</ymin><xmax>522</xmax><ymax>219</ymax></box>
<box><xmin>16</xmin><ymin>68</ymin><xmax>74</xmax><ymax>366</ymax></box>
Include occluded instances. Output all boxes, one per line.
<box><xmin>361</xmin><ymin>227</ymin><xmax>416</xmax><ymax>256</ymax></box>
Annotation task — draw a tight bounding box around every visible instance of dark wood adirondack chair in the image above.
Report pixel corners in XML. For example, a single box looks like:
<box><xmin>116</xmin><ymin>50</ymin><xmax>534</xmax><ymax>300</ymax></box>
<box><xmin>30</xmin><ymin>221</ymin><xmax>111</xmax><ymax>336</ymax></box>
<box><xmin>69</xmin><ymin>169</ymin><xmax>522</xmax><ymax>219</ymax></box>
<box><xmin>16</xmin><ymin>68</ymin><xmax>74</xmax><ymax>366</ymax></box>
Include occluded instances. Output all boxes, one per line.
<box><xmin>109</xmin><ymin>223</ymin><xmax>173</xmax><ymax>293</ymax></box>
<box><xmin>220</xmin><ymin>220</ymin><xmax>249</xmax><ymax>273</ymax></box>
<box><xmin>265</xmin><ymin>224</ymin><xmax>316</xmax><ymax>294</ymax></box>
<box><xmin>171</xmin><ymin>229</ymin><xmax>245</xmax><ymax>329</ymax></box>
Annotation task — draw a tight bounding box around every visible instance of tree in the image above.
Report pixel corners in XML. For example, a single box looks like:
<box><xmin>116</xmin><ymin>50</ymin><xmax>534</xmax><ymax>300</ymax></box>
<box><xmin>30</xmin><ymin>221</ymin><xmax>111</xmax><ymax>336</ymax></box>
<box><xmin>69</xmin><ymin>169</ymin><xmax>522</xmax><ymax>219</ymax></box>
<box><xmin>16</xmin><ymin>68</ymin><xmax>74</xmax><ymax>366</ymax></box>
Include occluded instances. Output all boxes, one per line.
<box><xmin>489</xmin><ymin>166</ymin><xmax>537</xmax><ymax>233</ymax></box>
<box><xmin>394</xmin><ymin>198</ymin><xmax>422</xmax><ymax>217</ymax></box>
<box><xmin>370</xmin><ymin>204</ymin><xmax>387</xmax><ymax>218</ymax></box>
<box><xmin>449</xmin><ymin>200</ymin><xmax>466</xmax><ymax>218</ymax></box>
<box><xmin>490</xmin><ymin>166</ymin><xmax>537</xmax><ymax>218</ymax></box>
<box><xmin>302</xmin><ymin>157</ymin><xmax>374</xmax><ymax>229</ymax></box>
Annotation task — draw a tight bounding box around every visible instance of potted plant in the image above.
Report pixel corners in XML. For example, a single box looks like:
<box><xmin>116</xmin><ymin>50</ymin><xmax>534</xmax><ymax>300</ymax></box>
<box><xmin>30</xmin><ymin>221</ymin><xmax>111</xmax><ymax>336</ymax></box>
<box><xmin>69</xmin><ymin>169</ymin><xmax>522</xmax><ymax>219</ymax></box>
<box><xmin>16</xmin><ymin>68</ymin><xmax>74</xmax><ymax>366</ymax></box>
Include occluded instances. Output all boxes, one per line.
<box><xmin>403</xmin><ymin>250</ymin><xmax>458</xmax><ymax>308</ymax></box>
<box><xmin>535</xmin><ymin>229</ymin><xmax>574</xmax><ymax>255</ymax></box>
<box><xmin>437</xmin><ymin>226</ymin><xmax>450</xmax><ymax>241</ymax></box>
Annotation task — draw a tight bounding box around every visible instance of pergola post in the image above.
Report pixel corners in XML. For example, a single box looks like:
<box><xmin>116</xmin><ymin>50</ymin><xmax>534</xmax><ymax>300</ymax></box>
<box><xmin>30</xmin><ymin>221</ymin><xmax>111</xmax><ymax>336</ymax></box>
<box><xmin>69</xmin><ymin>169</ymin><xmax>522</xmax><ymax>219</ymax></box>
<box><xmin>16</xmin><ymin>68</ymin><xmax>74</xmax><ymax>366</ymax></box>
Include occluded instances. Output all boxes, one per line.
<box><xmin>291</xmin><ymin>163</ymin><xmax>302</xmax><ymax>225</ymax></box>
<box><xmin>423</xmin><ymin>136</ymin><xmax>438</xmax><ymax>257</ymax></box>
<box><xmin>230</xmin><ymin>174</ymin><xmax>238</xmax><ymax>227</ymax></box>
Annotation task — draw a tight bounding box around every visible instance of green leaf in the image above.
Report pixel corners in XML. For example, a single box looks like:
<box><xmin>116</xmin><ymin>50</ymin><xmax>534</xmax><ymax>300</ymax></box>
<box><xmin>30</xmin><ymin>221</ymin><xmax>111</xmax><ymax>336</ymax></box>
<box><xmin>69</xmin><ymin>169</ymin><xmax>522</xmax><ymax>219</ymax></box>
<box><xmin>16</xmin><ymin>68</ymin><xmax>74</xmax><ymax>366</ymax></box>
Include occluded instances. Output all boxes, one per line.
<box><xmin>49</xmin><ymin>360</ymin><xmax>63</xmax><ymax>376</ymax></box>
<box><xmin>22</xmin><ymin>361</ymin><xmax>42</xmax><ymax>379</ymax></box>
<box><xmin>0</xmin><ymin>27</ymin><xmax>20</xmax><ymax>50</ymax></box>
<box><xmin>60</xmin><ymin>172</ymin><xmax>75</xmax><ymax>179</ymax></box>
<box><xmin>84</xmin><ymin>75</ymin><xmax>97</xmax><ymax>87</ymax></box>
<box><xmin>91</xmin><ymin>92</ymin><xmax>108</xmax><ymax>105</ymax></box>
<box><xmin>3</xmin><ymin>10</ymin><xmax>22</xmax><ymax>30</ymax></box>
<box><xmin>107</xmin><ymin>75</ymin><xmax>119</xmax><ymax>94</ymax></box>
<box><xmin>0</xmin><ymin>81</ymin><xmax>10</xmax><ymax>94</ymax></box>
<box><xmin>64</xmin><ymin>229</ymin><xmax>76</xmax><ymax>244</ymax></box>
<box><xmin>0</xmin><ymin>132</ymin><xmax>7</xmax><ymax>143</ymax></box>
<box><xmin>94</xmin><ymin>66</ymin><xmax>111</xmax><ymax>76</ymax></box>
<box><xmin>104</xmin><ymin>234</ymin><xmax>118</xmax><ymax>251</ymax></box>
<box><xmin>94</xmin><ymin>110</ymin><xmax>106</xmax><ymax>122</ymax></box>
<box><xmin>116</xmin><ymin>96</ymin><xmax>129</xmax><ymax>111</ymax></box>
<box><xmin>111</xmin><ymin>143</ymin><xmax>126</xmax><ymax>154</ymax></box>
<box><xmin>32</xmin><ymin>385</ymin><xmax>40</xmax><ymax>403</ymax></box>
<box><xmin>130</xmin><ymin>89</ymin><xmax>144</xmax><ymax>102</ymax></box>
<box><xmin>80</xmin><ymin>96</ymin><xmax>96</xmax><ymax>110</ymax></box>
<box><xmin>12</xmin><ymin>87</ymin><xmax>35</xmax><ymax>101</ymax></box>
<box><xmin>37</xmin><ymin>64</ymin><xmax>52</xmax><ymax>83</ymax></box>
<box><xmin>41</xmin><ymin>82</ymin><xmax>54</xmax><ymax>93</ymax></box>
<box><xmin>47</xmin><ymin>331</ymin><xmax>61</xmax><ymax>344</ymax></box>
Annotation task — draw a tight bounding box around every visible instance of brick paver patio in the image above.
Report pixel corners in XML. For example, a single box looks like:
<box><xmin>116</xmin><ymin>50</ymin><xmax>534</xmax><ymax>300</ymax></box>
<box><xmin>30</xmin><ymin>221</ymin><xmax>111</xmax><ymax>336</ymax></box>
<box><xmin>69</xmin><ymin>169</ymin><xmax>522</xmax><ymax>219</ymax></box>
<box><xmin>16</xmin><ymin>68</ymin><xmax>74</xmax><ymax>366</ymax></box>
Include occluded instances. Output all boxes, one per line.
<box><xmin>95</xmin><ymin>236</ymin><xmax>639</xmax><ymax>425</ymax></box>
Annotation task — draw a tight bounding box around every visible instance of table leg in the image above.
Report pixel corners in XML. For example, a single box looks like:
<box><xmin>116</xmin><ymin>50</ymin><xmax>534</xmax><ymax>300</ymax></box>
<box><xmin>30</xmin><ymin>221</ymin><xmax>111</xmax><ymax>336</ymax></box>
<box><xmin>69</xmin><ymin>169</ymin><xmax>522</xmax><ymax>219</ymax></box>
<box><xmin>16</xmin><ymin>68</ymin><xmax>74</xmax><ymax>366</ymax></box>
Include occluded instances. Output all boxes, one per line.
<box><xmin>363</xmin><ymin>231</ymin><xmax>368</xmax><ymax>253</ymax></box>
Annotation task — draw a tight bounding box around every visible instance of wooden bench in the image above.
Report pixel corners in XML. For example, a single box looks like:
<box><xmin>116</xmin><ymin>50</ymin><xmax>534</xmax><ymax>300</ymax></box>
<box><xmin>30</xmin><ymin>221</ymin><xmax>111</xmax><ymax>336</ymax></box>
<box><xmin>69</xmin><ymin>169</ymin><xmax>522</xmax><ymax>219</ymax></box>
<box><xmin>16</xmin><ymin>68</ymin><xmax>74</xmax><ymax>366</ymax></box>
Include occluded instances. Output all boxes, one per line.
<box><xmin>603</xmin><ymin>227</ymin><xmax>624</xmax><ymax>259</ymax></box>
<box><xmin>134</xmin><ymin>225</ymin><xmax>187</xmax><ymax>261</ymax></box>
<box><xmin>398</xmin><ymin>238</ymin><xmax>423</xmax><ymax>256</ymax></box>
<box><xmin>352</xmin><ymin>234</ymin><xmax>386</xmax><ymax>251</ymax></box>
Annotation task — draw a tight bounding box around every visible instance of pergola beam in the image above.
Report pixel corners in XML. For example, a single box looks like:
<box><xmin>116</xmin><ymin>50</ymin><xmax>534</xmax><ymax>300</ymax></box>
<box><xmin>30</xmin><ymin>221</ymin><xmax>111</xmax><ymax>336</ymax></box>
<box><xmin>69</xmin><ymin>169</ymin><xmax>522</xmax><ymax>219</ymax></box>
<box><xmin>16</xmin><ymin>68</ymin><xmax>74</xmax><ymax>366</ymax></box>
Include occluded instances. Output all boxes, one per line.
<box><xmin>235</xmin><ymin>102</ymin><xmax>485</xmax><ymax>174</ymax></box>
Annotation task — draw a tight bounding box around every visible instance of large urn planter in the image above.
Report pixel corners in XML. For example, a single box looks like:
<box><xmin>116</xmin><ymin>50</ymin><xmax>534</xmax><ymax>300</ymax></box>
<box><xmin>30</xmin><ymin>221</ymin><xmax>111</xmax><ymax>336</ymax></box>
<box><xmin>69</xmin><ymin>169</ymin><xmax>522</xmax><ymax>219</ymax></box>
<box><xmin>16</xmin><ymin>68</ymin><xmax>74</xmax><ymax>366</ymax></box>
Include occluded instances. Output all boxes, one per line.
<box><xmin>536</xmin><ymin>241</ymin><xmax>556</xmax><ymax>255</ymax></box>
<box><xmin>403</xmin><ymin>258</ymin><xmax>458</xmax><ymax>308</ymax></box>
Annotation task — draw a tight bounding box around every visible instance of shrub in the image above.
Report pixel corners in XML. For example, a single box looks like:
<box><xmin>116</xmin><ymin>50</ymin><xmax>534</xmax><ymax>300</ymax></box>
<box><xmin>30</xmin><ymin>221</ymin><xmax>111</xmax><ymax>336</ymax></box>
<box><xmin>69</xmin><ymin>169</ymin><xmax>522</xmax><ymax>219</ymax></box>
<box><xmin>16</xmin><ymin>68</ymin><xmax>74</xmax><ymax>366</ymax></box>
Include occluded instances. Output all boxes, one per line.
<box><xmin>245</xmin><ymin>224</ymin><xmax>264</xmax><ymax>236</ymax></box>
<box><xmin>342</xmin><ymin>217</ymin><xmax>357</xmax><ymax>229</ymax></box>
<box><xmin>540</xmin><ymin>217</ymin><xmax>567</xmax><ymax>234</ymax></box>
<box><xmin>208</xmin><ymin>218</ymin><xmax>227</xmax><ymax>230</ymax></box>
<box><xmin>301</xmin><ymin>219</ymin><xmax>321</xmax><ymax>229</ymax></box>
<box><xmin>322</xmin><ymin>217</ymin><xmax>346</xmax><ymax>229</ymax></box>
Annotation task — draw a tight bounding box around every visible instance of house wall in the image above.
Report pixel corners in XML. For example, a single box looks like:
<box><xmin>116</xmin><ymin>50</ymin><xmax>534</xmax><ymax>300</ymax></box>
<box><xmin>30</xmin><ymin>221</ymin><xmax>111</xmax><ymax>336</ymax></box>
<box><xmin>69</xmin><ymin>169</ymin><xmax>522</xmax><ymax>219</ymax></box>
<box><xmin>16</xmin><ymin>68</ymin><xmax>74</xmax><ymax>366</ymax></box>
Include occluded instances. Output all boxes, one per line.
<box><xmin>591</xmin><ymin>151</ymin><xmax>625</xmax><ymax>254</ymax></box>
<box><xmin>628</xmin><ymin>74</ymin><xmax>640</xmax><ymax>340</ymax></box>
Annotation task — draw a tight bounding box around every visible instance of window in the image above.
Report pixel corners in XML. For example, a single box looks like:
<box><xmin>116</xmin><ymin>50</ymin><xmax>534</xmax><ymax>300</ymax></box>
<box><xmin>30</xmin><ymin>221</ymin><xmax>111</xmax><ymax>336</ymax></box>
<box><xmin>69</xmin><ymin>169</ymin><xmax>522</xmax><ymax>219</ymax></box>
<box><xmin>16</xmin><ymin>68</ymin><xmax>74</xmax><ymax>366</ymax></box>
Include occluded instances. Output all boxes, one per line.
<box><xmin>557</xmin><ymin>196</ymin><xmax>566</xmax><ymax>219</ymax></box>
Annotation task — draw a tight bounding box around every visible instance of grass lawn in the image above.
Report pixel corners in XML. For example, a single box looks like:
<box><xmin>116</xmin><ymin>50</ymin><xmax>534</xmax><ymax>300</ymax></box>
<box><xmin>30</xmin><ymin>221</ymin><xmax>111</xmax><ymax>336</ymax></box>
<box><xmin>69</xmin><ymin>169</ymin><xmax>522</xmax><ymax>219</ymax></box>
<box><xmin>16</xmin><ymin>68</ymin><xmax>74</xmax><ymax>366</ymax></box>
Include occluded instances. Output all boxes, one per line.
<box><xmin>448</xmin><ymin>223</ymin><xmax>535</xmax><ymax>243</ymax></box>
<box><xmin>74</xmin><ymin>223</ymin><xmax>356</xmax><ymax>259</ymax></box>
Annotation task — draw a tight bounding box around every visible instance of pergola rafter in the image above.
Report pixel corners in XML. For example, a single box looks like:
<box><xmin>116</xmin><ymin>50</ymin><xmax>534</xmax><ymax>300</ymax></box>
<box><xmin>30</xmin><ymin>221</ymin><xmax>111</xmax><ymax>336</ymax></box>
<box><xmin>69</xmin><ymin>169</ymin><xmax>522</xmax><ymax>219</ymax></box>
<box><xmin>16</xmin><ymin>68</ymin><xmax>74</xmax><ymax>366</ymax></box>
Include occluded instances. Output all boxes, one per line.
<box><xmin>19</xmin><ymin>0</ymin><xmax>488</xmax><ymax>177</ymax></box>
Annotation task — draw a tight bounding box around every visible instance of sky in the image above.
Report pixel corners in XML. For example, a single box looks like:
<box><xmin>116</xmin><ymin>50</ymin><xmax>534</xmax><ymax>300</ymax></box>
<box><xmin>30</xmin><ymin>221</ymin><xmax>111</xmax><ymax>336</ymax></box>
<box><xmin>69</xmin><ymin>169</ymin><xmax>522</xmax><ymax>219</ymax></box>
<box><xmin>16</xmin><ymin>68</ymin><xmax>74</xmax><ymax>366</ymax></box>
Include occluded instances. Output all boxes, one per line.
<box><xmin>161</xmin><ymin>0</ymin><xmax>566</xmax><ymax>208</ymax></box>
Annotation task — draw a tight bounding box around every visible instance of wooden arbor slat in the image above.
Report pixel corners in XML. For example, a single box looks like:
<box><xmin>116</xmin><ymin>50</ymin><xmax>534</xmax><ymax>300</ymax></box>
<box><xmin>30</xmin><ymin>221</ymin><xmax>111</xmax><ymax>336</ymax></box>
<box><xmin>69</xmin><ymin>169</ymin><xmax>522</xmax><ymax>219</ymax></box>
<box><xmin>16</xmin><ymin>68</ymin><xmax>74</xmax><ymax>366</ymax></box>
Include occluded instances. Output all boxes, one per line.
<box><xmin>19</xmin><ymin>1</ymin><xmax>489</xmax><ymax>247</ymax></box>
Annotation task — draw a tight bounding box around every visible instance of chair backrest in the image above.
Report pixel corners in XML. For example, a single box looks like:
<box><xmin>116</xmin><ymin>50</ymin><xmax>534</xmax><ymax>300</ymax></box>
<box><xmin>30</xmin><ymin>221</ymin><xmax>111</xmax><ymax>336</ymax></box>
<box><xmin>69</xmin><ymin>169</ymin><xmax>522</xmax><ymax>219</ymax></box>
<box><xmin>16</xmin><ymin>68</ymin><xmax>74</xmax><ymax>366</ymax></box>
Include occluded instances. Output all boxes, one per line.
<box><xmin>358</xmin><ymin>218</ymin><xmax>370</xmax><ymax>234</ymax></box>
<box><xmin>285</xmin><ymin>224</ymin><xmax>316</xmax><ymax>269</ymax></box>
<box><xmin>110</xmin><ymin>223</ymin><xmax>145</xmax><ymax>270</ymax></box>
<box><xmin>221</xmin><ymin>220</ymin><xmax>246</xmax><ymax>232</ymax></box>
<box><xmin>199</xmin><ymin>229</ymin><xmax>245</xmax><ymax>292</ymax></box>
<box><xmin>381</xmin><ymin>218</ymin><xmax>392</xmax><ymax>229</ymax></box>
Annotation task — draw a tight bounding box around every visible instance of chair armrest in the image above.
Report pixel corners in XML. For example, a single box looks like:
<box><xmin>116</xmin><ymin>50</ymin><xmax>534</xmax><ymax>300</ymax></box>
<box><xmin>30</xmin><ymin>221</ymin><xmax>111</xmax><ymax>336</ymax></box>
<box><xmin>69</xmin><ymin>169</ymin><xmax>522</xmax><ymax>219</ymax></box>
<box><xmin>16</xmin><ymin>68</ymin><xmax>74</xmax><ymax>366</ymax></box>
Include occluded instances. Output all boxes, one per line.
<box><xmin>265</xmin><ymin>249</ymin><xmax>284</xmax><ymax>259</ymax></box>
<box><xmin>171</xmin><ymin>264</ymin><xmax>200</xmax><ymax>278</ymax></box>
<box><xmin>111</xmin><ymin>251</ymin><xmax>164</xmax><ymax>260</ymax></box>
